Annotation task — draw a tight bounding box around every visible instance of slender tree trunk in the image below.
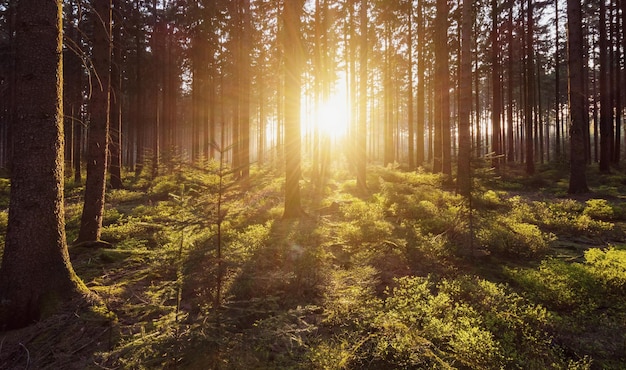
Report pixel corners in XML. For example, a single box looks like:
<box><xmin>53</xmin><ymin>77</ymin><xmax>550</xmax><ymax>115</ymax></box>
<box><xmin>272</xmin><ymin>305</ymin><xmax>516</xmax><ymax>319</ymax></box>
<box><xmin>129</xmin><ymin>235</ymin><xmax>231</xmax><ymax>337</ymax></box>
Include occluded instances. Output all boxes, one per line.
<box><xmin>134</xmin><ymin>0</ymin><xmax>145</xmax><ymax>175</ymax></box>
<box><xmin>524</xmin><ymin>0</ymin><xmax>535</xmax><ymax>175</ymax></box>
<box><xmin>612</xmin><ymin>0</ymin><xmax>621</xmax><ymax>163</ymax></box>
<box><xmin>0</xmin><ymin>0</ymin><xmax>93</xmax><ymax>330</ymax></box>
<box><xmin>475</xmin><ymin>19</ymin><xmax>482</xmax><ymax>158</ymax></box>
<box><xmin>507</xmin><ymin>2</ymin><xmax>515</xmax><ymax>163</ymax></box>
<box><xmin>356</xmin><ymin>0</ymin><xmax>367</xmax><ymax>191</ymax></box>
<box><xmin>599</xmin><ymin>0</ymin><xmax>612</xmax><ymax>172</ymax></box>
<box><xmin>407</xmin><ymin>0</ymin><xmax>415</xmax><ymax>169</ymax></box>
<box><xmin>491</xmin><ymin>0</ymin><xmax>502</xmax><ymax>169</ymax></box>
<box><xmin>78</xmin><ymin>0</ymin><xmax>112</xmax><ymax>243</ymax></box>
<box><xmin>555</xmin><ymin>0</ymin><xmax>562</xmax><ymax>159</ymax></box>
<box><xmin>416</xmin><ymin>0</ymin><xmax>425</xmax><ymax>167</ymax></box>
<box><xmin>258</xmin><ymin>49</ymin><xmax>266</xmax><ymax>166</ymax></box>
<box><xmin>109</xmin><ymin>0</ymin><xmax>123</xmax><ymax>189</ymax></box>
<box><xmin>458</xmin><ymin>0</ymin><xmax>473</xmax><ymax>195</ymax></box>
<box><xmin>433</xmin><ymin>0</ymin><xmax>449</xmax><ymax>174</ymax></box>
<box><xmin>240</xmin><ymin>0</ymin><xmax>251</xmax><ymax>179</ymax></box>
<box><xmin>151</xmin><ymin>0</ymin><xmax>160</xmax><ymax>177</ymax></box>
<box><xmin>567</xmin><ymin>0</ymin><xmax>589</xmax><ymax>193</ymax></box>
<box><xmin>384</xmin><ymin>10</ymin><xmax>394</xmax><ymax>166</ymax></box>
<box><xmin>282</xmin><ymin>0</ymin><xmax>306</xmax><ymax>218</ymax></box>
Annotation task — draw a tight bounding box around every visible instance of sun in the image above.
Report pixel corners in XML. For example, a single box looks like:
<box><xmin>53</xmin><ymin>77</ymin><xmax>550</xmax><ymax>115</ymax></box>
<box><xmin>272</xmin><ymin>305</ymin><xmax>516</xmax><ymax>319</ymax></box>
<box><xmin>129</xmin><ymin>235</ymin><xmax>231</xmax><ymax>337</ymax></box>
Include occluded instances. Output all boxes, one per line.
<box><xmin>315</xmin><ymin>96</ymin><xmax>349</xmax><ymax>140</ymax></box>
<box><xmin>303</xmin><ymin>76</ymin><xmax>350</xmax><ymax>141</ymax></box>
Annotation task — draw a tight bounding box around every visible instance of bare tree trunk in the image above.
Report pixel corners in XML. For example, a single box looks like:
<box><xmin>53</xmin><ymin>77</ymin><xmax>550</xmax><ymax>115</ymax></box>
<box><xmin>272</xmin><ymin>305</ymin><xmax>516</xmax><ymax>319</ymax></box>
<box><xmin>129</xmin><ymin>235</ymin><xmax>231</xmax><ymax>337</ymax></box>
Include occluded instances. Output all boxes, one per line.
<box><xmin>416</xmin><ymin>0</ymin><xmax>425</xmax><ymax>166</ymax></box>
<box><xmin>567</xmin><ymin>0</ymin><xmax>589</xmax><ymax>193</ymax></box>
<box><xmin>555</xmin><ymin>0</ymin><xmax>562</xmax><ymax>159</ymax></box>
<box><xmin>491</xmin><ymin>0</ymin><xmax>502</xmax><ymax>169</ymax></box>
<box><xmin>356</xmin><ymin>0</ymin><xmax>367</xmax><ymax>191</ymax></box>
<box><xmin>524</xmin><ymin>0</ymin><xmax>535</xmax><ymax>175</ymax></box>
<box><xmin>109</xmin><ymin>0</ymin><xmax>123</xmax><ymax>189</ymax></box>
<box><xmin>599</xmin><ymin>0</ymin><xmax>612</xmax><ymax>172</ymax></box>
<box><xmin>240</xmin><ymin>0</ymin><xmax>251</xmax><ymax>179</ymax></box>
<box><xmin>0</xmin><ymin>0</ymin><xmax>93</xmax><ymax>329</ymax></box>
<box><xmin>458</xmin><ymin>0</ymin><xmax>473</xmax><ymax>195</ymax></box>
<box><xmin>407</xmin><ymin>0</ymin><xmax>415</xmax><ymax>169</ymax></box>
<box><xmin>282</xmin><ymin>0</ymin><xmax>306</xmax><ymax>218</ymax></box>
<box><xmin>78</xmin><ymin>0</ymin><xmax>112</xmax><ymax>243</ymax></box>
<box><xmin>434</xmin><ymin>0</ymin><xmax>449</xmax><ymax>174</ymax></box>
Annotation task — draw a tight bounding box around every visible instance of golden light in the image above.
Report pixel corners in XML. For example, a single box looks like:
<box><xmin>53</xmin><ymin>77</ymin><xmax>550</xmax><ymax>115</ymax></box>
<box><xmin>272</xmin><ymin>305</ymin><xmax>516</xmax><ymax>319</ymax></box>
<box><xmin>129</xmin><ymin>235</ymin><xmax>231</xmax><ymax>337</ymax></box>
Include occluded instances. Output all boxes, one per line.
<box><xmin>304</xmin><ymin>77</ymin><xmax>350</xmax><ymax>141</ymax></box>
<box><xmin>315</xmin><ymin>97</ymin><xmax>349</xmax><ymax>140</ymax></box>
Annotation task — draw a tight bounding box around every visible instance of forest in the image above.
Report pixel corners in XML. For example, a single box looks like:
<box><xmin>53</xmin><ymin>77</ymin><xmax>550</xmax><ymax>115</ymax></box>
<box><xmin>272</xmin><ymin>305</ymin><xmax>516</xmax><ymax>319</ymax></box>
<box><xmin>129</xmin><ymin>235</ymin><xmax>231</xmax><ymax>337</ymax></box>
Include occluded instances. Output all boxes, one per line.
<box><xmin>0</xmin><ymin>0</ymin><xmax>625</xmax><ymax>368</ymax></box>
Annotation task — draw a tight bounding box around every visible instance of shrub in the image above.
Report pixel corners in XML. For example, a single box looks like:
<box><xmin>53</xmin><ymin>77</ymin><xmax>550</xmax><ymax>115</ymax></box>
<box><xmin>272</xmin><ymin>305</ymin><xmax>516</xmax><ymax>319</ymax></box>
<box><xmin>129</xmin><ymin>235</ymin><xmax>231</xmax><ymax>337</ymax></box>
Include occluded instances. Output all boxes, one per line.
<box><xmin>477</xmin><ymin>217</ymin><xmax>555</xmax><ymax>257</ymax></box>
<box><xmin>337</xmin><ymin>275</ymin><xmax>567</xmax><ymax>369</ymax></box>
<box><xmin>584</xmin><ymin>247</ymin><xmax>626</xmax><ymax>293</ymax></box>
<box><xmin>583</xmin><ymin>199</ymin><xmax>615</xmax><ymax>221</ymax></box>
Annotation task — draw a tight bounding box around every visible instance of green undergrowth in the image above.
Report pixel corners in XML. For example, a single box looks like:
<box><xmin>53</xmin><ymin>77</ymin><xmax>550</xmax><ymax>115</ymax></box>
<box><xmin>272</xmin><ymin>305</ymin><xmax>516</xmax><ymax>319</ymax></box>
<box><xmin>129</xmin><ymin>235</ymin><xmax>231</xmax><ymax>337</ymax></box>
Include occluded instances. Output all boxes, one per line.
<box><xmin>1</xmin><ymin>162</ymin><xmax>625</xmax><ymax>369</ymax></box>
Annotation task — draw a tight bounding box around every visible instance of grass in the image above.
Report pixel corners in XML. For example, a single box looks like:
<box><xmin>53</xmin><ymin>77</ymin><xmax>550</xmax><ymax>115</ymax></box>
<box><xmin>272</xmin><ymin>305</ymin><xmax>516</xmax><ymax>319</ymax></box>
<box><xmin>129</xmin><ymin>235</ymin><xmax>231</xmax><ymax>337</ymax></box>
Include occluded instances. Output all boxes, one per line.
<box><xmin>0</xmin><ymin>162</ymin><xmax>625</xmax><ymax>369</ymax></box>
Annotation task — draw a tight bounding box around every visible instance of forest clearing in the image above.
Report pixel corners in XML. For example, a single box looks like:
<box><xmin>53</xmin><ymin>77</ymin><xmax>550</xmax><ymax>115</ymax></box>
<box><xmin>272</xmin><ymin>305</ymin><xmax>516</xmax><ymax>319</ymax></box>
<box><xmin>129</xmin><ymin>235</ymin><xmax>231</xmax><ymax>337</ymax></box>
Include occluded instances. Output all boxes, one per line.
<box><xmin>1</xmin><ymin>162</ymin><xmax>625</xmax><ymax>369</ymax></box>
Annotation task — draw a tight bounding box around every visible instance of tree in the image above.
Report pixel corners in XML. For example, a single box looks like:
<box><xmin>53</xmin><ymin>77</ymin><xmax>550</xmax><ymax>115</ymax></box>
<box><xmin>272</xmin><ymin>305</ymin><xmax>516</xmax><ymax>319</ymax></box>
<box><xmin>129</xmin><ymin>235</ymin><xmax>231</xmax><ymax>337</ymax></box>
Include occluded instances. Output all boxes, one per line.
<box><xmin>524</xmin><ymin>0</ymin><xmax>536</xmax><ymax>175</ymax></box>
<box><xmin>566</xmin><ymin>0</ymin><xmax>589</xmax><ymax>193</ymax></box>
<box><xmin>282</xmin><ymin>0</ymin><xmax>306</xmax><ymax>218</ymax></box>
<box><xmin>109</xmin><ymin>0</ymin><xmax>123</xmax><ymax>189</ymax></box>
<box><xmin>356</xmin><ymin>0</ymin><xmax>368</xmax><ymax>191</ymax></box>
<box><xmin>416</xmin><ymin>0</ymin><xmax>426</xmax><ymax>167</ymax></box>
<box><xmin>434</xmin><ymin>0</ymin><xmax>451</xmax><ymax>176</ymax></box>
<box><xmin>0</xmin><ymin>0</ymin><xmax>93</xmax><ymax>329</ymax></box>
<box><xmin>491</xmin><ymin>0</ymin><xmax>502</xmax><ymax>169</ymax></box>
<box><xmin>457</xmin><ymin>0</ymin><xmax>473</xmax><ymax>196</ymax></box>
<box><xmin>599</xmin><ymin>0</ymin><xmax>612</xmax><ymax>172</ymax></box>
<box><xmin>78</xmin><ymin>0</ymin><xmax>112</xmax><ymax>243</ymax></box>
<box><xmin>407</xmin><ymin>0</ymin><xmax>415</xmax><ymax>169</ymax></box>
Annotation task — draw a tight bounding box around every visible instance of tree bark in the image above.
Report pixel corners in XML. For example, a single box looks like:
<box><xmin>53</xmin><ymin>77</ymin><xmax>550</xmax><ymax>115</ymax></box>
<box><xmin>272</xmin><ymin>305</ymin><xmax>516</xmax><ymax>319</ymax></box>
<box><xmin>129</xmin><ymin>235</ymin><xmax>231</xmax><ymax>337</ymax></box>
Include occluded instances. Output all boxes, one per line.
<box><xmin>356</xmin><ymin>0</ymin><xmax>367</xmax><ymax>191</ymax></box>
<box><xmin>282</xmin><ymin>0</ymin><xmax>306</xmax><ymax>218</ymax></box>
<box><xmin>109</xmin><ymin>0</ymin><xmax>123</xmax><ymax>189</ymax></box>
<box><xmin>599</xmin><ymin>0</ymin><xmax>612</xmax><ymax>172</ymax></box>
<box><xmin>567</xmin><ymin>0</ymin><xmax>589</xmax><ymax>193</ymax></box>
<box><xmin>416</xmin><ymin>0</ymin><xmax>425</xmax><ymax>167</ymax></box>
<box><xmin>433</xmin><ymin>0</ymin><xmax>448</xmax><ymax>173</ymax></box>
<box><xmin>524</xmin><ymin>0</ymin><xmax>535</xmax><ymax>175</ymax></box>
<box><xmin>407</xmin><ymin>0</ymin><xmax>415</xmax><ymax>170</ymax></box>
<box><xmin>0</xmin><ymin>0</ymin><xmax>93</xmax><ymax>330</ymax></box>
<box><xmin>491</xmin><ymin>0</ymin><xmax>502</xmax><ymax>169</ymax></box>
<box><xmin>78</xmin><ymin>0</ymin><xmax>112</xmax><ymax>242</ymax></box>
<box><xmin>457</xmin><ymin>0</ymin><xmax>473</xmax><ymax>196</ymax></box>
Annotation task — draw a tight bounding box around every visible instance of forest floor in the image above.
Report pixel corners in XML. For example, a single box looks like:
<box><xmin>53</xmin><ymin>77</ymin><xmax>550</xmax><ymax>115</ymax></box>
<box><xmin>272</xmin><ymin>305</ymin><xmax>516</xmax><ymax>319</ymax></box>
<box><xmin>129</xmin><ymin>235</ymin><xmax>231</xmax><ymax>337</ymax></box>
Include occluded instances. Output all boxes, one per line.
<box><xmin>1</xmin><ymin>161</ymin><xmax>625</xmax><ymax>369</ymax></box>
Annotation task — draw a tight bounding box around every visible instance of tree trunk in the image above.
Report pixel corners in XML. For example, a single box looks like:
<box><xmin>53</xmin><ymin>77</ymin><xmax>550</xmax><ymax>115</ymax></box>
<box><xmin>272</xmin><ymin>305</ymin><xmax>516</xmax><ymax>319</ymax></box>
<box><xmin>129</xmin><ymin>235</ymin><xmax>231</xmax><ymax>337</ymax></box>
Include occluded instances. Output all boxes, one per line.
<box><xmin>457</xmin><ymin>0</ymin><xmax>473</xmax><ymax>196</ymax></box>
<box><xmin>407</xmin><ymin>0</ymin><xmax>415</xmax><ymax>170</ymax></box>
<box><xmin>507</xmin><ymin>1</ymin><xmax>515</xmax><ymax>163</ymax></box>
<box><xmin>567</xmin><ymin>0</ymin><xmax>589</xmax><ymax>193</ymax></box>
<box><xmin>134</xmin><ymin>0</ymin><xmax>145</xmax><ymax>175</ymax></box>
<box><xmin>383</xmin><ymin>9</ymin><xmax>394</xmax><ymax>166</ymax></box>
<box><xmin>282</xmin><ymin>0</ymin><xmax>306</xmax><ymax>218</ymax></box>
<box><xmin>555</xmin><ymin>0</ymin><xmax>561</xmax><ymax>159</ymax></box>
<box><xmin>599</xmin><ymin>0</ymin><xmax>612</xmax><ymax>172</ymax></box>
<box><xmin>491</xmin><ymin>0</ymin><xmax>502</xmax><ymax>169</ymax></box>
<box><xmin>78</xmin><ymin>0</ymin><xmax>112</xmax><ymax>243</ymax></box>
<box><xmin>240</xmin><ymin>0</ymin><xmax>251</xmax><ymax>179</ymax></box>
<box><xmin>356</xmin><ymin>0</ymin><xmax>367</xmax><ymax>191</ymax></box>
<box><xmin>416</xmin><ymin>0</ymin><xmax>425</xmax><ymax>167</ymax></box>
<box><xmin>524</xmin><ymin>0</ymin><xmax>535</xmax><ymax>175</ymax></box>
<box><xmin>433</xmin><ymin>0</ymin><xmax>448</xmax><ymax>173</ymax></box>
<box><xmin>109</xmin><ymin>0</ymin><xmax>123</xmax><ymax>189</ymax></box>
<box><xmin>0</xmin><ymin>0</ymin><xmax>93</xmax><ymax>330</ymax></box>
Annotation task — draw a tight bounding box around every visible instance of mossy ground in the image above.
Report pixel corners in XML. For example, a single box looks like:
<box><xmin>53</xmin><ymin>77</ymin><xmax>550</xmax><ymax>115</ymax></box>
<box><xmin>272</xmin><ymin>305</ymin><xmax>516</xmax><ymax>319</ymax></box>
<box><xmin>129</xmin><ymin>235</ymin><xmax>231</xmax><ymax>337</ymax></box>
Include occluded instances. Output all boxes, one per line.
<box><xmin>1</xmin><ymin>162</ymin><xmax>625</xmax><ymax>369</ymax></box>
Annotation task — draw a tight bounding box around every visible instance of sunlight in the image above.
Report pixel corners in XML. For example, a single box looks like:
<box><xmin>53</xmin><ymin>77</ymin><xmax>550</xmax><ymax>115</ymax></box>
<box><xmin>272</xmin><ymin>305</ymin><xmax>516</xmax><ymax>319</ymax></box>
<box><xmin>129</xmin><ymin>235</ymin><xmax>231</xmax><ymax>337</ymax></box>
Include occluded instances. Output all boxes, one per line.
<box><xmin>303</xmin><ymin>76</ymin><xmax>350</xmax><ymax>141</ymax></box>
<box><xmin>315</xmin><ymin>96</ymin><xmax>349</xmax><ymax>140</ymax></box>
